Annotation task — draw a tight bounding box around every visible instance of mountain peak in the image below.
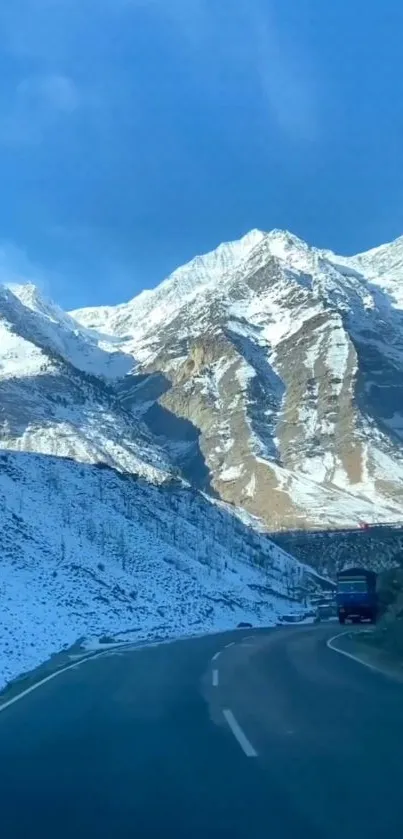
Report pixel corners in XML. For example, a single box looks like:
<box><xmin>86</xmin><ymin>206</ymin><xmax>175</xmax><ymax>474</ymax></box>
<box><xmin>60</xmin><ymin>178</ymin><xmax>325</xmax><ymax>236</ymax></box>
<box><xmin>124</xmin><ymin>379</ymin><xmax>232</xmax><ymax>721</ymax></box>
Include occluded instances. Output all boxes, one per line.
<box><xmin>8</xmin><ymin>282</ymin><xmax>68</xmax><ymax>324</ymax></box>
<box><xmin>160</xmin><ymin>228</ymin><xmax>266</xmax><ymax>290</ymax></box>
<box><xmin>72</xmin><ymin>229</ymin><xmax>268</xmax><ymax>341</ymax></box>
<box><xmin>265</xmin><ymin>228</ymin><xmax>310</xmax><ymax>255</ymax></box>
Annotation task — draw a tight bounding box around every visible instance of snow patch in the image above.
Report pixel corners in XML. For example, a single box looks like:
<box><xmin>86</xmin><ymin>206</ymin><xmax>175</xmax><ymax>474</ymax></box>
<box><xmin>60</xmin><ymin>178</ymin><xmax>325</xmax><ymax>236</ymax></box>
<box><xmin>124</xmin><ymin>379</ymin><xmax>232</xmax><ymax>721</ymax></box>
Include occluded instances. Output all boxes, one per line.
<box><xmin>220</xmin><ymin>465</ymin><xmax>244</xmax><ymax>482</ymax></box>
<box><xmin>244</xmin><ymin>473</ymin><xmax>256</xmax><ymax>497</ymax></box>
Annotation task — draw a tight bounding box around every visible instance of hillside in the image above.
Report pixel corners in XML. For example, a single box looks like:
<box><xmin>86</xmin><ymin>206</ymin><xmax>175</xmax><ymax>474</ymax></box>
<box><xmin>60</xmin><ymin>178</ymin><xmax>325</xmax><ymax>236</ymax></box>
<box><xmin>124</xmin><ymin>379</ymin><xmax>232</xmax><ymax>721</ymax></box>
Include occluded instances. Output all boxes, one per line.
<box><xmin>374</xmin><ymin>568</ymin><xmax>403</xmax><ymax>656</ymax></box>
<box><xmin>271</xmin><ymin>525</ymin><xmax>403</xmax><ymax>577</ymax></box>
<box><xmin>0</xmin><ymin>449</ymin><xmax>319</xmax><ymax>690</ymax></box>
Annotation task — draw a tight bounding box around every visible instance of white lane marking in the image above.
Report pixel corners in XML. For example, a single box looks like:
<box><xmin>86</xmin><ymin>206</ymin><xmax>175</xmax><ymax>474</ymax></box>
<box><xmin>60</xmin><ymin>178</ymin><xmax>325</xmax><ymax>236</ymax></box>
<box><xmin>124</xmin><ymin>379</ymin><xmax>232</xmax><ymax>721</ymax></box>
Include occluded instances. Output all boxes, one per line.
<box><xmin>212</xmin><ymin>669</ymin><xmax>219</xmax><ymax>687</ymax></box>
<box><xmin>225</xmin><ymin>641</ymin><xmax>235</xmax><ymax>649</ymax></box>
<box><xmin>0</xmin><ymin>646</ymin><xmax>129</xmax><ymax>715</ymax></box>
<box><xmin>211</xmin><ymin>651</ymin><xmax>220</xmax><ymax>662</ymax></box>
<box><xmin>223</xmin><ymin>709</ymin><xmax>258</xmax><ymax>758</ymax></box>
<box><xmin>326</xmin><ymin>631</ymin><xmax>380</xmax><ymax>673</ymax></box>
<box><xmin>0</xmin><ymin>661</ymin><xmax>85</xmax><ymax>714</ymax></box>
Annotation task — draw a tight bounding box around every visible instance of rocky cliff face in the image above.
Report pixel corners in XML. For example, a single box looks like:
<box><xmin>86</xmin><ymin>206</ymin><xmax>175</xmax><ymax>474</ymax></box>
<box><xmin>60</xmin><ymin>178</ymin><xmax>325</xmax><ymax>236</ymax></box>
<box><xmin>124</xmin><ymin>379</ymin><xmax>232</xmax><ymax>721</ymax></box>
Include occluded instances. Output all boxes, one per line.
<box><xmin>72</xmin><ymin>229</ymin><xmax>403</xmax><ymax>529</ymax></box>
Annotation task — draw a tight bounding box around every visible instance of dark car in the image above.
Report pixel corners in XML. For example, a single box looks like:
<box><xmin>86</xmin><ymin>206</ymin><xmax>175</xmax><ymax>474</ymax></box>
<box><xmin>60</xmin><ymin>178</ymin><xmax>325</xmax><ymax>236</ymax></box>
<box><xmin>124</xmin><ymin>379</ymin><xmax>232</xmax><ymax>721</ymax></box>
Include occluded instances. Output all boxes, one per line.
<box><xmin>237</xmin><ymin>621</ymin><xmax>253</xmax><ymax>628</ymax></box>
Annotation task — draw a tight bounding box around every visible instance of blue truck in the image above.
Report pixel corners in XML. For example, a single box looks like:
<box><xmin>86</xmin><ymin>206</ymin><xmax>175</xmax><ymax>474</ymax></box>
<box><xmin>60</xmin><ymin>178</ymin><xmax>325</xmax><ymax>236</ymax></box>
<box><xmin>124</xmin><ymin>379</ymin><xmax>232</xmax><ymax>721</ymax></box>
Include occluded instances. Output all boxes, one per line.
<box><xmin>336</xmin><ymin>567</ymin><xmax>377</xmax><ymax>624</ymax></box>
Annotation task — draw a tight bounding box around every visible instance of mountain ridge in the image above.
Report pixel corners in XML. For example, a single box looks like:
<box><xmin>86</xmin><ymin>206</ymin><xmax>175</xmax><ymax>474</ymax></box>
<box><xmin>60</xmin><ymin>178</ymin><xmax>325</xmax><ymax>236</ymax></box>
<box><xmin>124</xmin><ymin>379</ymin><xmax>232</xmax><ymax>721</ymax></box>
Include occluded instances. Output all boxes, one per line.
<box><xmin>69</xmin><ymin>227</ymin><xmax>403</xmax><ymax>528</ymax></box>
<box><xmin>2</xmin><ymin>225</ymin><xmax>403</xmax><ymax>530</ymax></box>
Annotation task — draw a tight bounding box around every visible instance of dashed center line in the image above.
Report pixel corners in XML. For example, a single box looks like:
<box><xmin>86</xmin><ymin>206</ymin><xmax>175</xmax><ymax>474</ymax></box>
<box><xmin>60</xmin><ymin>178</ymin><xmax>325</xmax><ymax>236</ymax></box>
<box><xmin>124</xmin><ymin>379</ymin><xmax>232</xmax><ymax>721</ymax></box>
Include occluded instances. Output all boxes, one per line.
<box><xmin>211</xmin><ymin>651</ymin><xmax>220</xmax><ymax>662</ymax></box>
<box><xmin>212</xmin><ymin>669</ymin><xmax>219</xmax><ymax>687</ymax></box>
<box><xmin>223</xmin><ymin>709</ymin><xmax>258</xmax><ymax>758</ymax></box>
<box><xmin>225</xmin><ymin>641</ymin><xmax>235</xmax><ymax>649</ymax></box>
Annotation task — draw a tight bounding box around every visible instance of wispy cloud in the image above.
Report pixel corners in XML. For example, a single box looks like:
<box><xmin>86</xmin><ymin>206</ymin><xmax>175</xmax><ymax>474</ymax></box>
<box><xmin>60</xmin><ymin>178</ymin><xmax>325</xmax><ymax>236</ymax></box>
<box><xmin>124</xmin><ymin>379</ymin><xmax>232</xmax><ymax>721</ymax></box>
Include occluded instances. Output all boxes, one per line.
<box><xmin>0</xmin><ymin>73</ymin><xmax>79</xmax><ymax>144</ymax></box>
<box><xmin>144</xmin><ymin>0</ymin><xmax>320</xmax><ymax>143</ymax></box>
<box><xmin>28</xmin><ymin>74</ymin><xmax>78</xmax><ymax>113</ymax></box>
<box><xmin>248</xmin><ymin>6</ymin><xmax>319</xmax><ymax>143</ymax></box>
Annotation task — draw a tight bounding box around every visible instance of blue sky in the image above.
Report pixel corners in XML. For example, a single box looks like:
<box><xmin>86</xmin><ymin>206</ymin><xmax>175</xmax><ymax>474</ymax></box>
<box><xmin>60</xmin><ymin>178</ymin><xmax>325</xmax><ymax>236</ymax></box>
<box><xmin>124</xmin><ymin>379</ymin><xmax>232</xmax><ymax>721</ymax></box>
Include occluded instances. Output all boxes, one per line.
<box><xmin>0</xmin><ymin>0</ymin><xmax>402</xmax><ymax>309</ymax></box>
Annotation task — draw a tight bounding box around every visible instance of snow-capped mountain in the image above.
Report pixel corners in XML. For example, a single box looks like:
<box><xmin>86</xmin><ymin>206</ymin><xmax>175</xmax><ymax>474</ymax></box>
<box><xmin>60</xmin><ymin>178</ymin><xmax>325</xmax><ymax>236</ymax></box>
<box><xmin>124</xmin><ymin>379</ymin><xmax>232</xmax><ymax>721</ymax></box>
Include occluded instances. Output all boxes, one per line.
<box><xmin>72</xmin><ymin>228</ymin><xmax>403</xmax><ymax>528</ymax></box>
<box><xmin>73</xmin><ymin>230</ymin><xmax>265</xmax><ymax>364</ymax></box>
<box><xmin>0</xmin><ymin>284</ymin><xmax>173</xmax><ymax>479</ymax></box>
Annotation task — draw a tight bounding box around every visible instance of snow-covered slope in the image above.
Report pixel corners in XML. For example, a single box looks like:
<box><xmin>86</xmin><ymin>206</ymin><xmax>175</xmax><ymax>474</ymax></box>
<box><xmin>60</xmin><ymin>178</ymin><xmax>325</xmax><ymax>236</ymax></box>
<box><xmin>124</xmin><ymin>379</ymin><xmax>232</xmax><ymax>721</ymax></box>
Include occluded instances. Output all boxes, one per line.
<box><xmin>329</xmin><ymin>235</ymin><xmax>403</xmax><ymax>308</ymax></box>
<box><xmin>0</xmin><ymin>285</ymin><xmax>170</xmax><ymax>479</ymax></box>
<box><xmin>4</xmin><ymin>284</ymin><xmax>132</xmax><ymax>379</ymax></box>
<box><xmin>0</xmin><ymin>449</ymin><xmax>317</xmax><ymax>689</ymax></box>
<box><xmin>72</xmin><ymin>228</ymin><xmax>403</xmax><ymax>528</ymax></box>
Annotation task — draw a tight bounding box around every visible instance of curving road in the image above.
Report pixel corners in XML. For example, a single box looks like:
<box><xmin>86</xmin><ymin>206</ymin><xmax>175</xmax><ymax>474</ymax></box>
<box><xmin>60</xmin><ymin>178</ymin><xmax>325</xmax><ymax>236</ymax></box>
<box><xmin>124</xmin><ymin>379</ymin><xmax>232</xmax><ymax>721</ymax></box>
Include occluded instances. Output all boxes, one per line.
<box><xmin>1</xmin><ymin>624</ymin><xmax>403</xmax><ymax>838</ymax></box>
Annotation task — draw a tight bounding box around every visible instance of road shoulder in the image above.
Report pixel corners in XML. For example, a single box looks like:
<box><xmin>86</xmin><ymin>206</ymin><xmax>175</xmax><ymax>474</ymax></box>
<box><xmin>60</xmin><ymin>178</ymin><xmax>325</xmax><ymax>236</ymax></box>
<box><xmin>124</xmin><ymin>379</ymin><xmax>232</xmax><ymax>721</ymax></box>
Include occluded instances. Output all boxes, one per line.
<box><xmin>327</xmin><ymin>629</ymin><xmax>403</xmax><ymax>682</ymax></box>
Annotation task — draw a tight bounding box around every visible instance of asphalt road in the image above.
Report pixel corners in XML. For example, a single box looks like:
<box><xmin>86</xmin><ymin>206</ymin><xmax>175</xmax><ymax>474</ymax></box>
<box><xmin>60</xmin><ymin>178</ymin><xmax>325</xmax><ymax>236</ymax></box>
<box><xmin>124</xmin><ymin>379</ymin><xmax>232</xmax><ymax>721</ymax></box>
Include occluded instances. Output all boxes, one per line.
<box><xmin>1</xmin><ymin>624</ymin><xmax>403</xmax><ymax>838</ymax></box>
